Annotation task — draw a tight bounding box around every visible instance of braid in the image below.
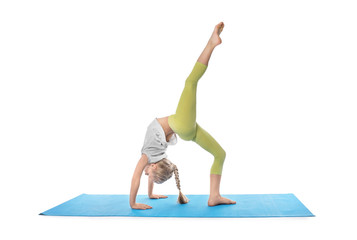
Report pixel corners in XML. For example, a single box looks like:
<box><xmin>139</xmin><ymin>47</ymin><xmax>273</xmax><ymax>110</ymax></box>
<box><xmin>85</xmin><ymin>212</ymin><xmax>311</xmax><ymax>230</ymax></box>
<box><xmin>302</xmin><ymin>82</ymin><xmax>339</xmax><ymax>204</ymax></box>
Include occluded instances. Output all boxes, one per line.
<box><xmin>153</xmin><ymin>159</ymin><xmax>189</xmax><ymax>204</ymax></box>
<box><xmin>173</xmin><ymin>165</ymin><xmax>181</xmax><ymax>191</ymax></box>
<box><xmin>173</xmin><ymin>165</ymin><xmax>189</xmax><ymax>204</ymax></box>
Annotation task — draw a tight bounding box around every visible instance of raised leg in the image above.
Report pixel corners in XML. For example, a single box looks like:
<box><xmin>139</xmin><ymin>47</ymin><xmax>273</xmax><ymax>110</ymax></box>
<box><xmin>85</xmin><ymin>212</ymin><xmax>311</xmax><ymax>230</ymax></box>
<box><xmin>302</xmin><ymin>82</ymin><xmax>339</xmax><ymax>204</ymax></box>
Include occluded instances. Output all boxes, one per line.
<box><xmin>198</xmin><ymin>22</ymin><xmax>224</xmax><ymax>66</ymax></box>
<box><xmin>168</xmin><ymin>61</ymin><xmax>207</xmax><ymax>141</ymax></box>
<box><xmin>168</xmin><ymin>22</ymin><xmax>225</xmax><ymax>141</ymax></box>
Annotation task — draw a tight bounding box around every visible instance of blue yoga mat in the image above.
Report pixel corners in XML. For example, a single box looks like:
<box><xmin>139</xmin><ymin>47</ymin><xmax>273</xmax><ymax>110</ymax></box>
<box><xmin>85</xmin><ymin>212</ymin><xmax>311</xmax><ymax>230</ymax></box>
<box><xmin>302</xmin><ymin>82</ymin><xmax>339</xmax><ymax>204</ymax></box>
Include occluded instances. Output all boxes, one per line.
<box><xmin>40</xmin><ymin>193</ymin><xmax>314</xmax><ymax>218</ymax></box>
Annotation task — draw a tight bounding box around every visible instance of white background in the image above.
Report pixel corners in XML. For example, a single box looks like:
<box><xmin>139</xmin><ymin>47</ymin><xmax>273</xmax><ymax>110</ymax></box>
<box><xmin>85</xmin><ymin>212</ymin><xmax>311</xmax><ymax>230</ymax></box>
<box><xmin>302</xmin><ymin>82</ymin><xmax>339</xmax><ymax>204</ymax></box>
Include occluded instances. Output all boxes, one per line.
<box><xmin>1</xmin><ymin>0</ymin><xmax>356</xmax><ymax>239</ymax></box>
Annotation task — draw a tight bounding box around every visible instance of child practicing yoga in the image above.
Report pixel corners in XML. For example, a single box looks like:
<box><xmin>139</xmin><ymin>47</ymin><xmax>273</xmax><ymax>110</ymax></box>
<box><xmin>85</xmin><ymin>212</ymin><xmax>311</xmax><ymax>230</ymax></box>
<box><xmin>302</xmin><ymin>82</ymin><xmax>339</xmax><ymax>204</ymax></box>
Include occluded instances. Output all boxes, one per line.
<box><xmin>130</xmin><ymin>22</ymin><xmax>236</xmax><ymax>210</ymax></box>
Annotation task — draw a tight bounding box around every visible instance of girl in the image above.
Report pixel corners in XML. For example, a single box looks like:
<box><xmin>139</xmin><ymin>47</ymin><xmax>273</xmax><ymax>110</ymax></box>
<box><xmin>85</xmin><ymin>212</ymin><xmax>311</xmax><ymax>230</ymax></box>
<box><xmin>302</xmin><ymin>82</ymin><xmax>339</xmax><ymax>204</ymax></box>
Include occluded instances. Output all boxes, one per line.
<box><xmin>130</xmin><ymin>22</ymin><xmax>236</xmax><ymax>210</ymax></box>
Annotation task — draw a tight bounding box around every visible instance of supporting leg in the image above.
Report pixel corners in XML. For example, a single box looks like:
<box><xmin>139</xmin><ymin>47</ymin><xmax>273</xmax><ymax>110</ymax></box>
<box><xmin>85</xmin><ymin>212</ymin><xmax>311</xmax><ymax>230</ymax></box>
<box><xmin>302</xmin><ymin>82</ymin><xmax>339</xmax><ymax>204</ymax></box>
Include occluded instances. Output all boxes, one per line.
<box><xmin>192</xmin><ymin>123</ymin><xmax>236</xmax><ymax>206</ymax></box>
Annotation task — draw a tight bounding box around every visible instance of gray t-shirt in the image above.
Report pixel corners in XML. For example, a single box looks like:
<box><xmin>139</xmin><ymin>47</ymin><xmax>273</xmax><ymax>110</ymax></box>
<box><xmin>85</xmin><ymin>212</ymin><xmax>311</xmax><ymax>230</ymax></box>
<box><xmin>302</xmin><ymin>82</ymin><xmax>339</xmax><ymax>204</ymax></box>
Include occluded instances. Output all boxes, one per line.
<box><xmin>141</xmin><ymin>118</ymin><xmax>177</xmax><ymax>163</ymax></box>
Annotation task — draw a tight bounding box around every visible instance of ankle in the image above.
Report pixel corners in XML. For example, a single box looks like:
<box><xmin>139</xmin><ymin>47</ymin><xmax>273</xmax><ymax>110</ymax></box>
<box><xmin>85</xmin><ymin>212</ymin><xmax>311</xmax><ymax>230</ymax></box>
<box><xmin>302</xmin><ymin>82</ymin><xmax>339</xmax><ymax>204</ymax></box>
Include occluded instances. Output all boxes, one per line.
<box><xmin>207</xmin><ymin>41</ymin><xmax>216</xmax><ymax>50</ymax></box>
<box><xmin>209</xmin><ymin>193</ymin><xmax>221</xmax><ymax>199</ymax></box>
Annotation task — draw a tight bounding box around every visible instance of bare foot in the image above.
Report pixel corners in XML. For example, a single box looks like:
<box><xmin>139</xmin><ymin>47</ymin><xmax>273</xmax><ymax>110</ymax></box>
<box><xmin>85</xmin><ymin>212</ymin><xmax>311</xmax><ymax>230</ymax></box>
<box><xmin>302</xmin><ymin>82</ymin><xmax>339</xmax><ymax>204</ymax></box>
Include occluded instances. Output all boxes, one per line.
<box><xmin>208</xmin><ymin>22</ymin><xmax>225</xmax><ymax>47</ymax></box>
<box><xmin>208</xmin><ymin>195</ymin><xmax>236</xmax><ymax>207</ymax></box>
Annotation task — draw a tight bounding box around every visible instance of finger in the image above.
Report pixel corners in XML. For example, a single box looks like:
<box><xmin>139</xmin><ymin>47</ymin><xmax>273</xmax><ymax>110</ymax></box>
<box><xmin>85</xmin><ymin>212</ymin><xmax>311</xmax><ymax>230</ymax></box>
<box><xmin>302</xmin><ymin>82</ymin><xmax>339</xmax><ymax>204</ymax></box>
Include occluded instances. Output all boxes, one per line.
<box><xmin>160</xmin><ymin>195</ymin><xmax>168</xmax><ymax>198</ymax></box>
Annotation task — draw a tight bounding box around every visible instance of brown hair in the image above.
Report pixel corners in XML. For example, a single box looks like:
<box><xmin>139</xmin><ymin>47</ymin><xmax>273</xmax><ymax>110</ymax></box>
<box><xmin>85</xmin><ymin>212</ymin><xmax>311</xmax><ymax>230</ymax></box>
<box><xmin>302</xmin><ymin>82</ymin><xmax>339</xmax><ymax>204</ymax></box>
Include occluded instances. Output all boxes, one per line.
<box><xmin>152</xmin><ymin>158</ymin><xmax>189</xmax><ymax>204</ymax></box>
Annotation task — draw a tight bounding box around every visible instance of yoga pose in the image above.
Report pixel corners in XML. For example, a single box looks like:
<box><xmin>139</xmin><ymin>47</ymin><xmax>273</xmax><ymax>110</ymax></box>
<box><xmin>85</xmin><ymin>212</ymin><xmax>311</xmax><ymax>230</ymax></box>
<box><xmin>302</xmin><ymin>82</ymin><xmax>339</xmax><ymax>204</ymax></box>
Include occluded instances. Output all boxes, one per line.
<box><xmin>130</xmin><ymin>22</ymin><xmax>236</xmax><ymax>210</ymax></box>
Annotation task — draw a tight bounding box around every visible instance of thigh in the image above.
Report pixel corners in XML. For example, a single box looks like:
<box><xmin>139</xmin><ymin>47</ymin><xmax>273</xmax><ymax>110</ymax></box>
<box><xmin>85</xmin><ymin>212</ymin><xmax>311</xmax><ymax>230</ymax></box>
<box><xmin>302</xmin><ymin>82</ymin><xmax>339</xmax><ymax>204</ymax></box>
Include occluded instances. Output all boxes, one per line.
<box><xmin>192</xmin><ymin>123</ymin><xmax>225</xmax><ymax>157</ymax></box>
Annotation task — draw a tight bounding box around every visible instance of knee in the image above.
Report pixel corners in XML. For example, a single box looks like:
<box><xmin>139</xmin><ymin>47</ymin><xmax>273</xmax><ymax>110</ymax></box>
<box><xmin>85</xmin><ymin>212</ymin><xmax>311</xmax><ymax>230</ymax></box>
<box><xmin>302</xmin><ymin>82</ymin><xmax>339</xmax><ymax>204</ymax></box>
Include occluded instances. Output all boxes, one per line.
<box><xmin>210</xmin><ymin>148</ymin><xmax>226</xmax><ymax>175</ymax></box>
<box><xmin>215</xmin><ymin>148</ymin><xmax>226</xmax><ymax>163</ymax></box>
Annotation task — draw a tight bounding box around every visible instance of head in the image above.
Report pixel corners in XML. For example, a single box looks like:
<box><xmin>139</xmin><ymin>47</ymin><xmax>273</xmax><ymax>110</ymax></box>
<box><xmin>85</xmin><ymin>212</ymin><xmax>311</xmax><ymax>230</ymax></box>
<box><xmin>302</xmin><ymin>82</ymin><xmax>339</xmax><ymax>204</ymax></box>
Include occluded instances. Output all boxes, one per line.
<box><xmin>144</xmin><ymin>158</ymin><xmax>189</xmax><ymax>204</ymax></box>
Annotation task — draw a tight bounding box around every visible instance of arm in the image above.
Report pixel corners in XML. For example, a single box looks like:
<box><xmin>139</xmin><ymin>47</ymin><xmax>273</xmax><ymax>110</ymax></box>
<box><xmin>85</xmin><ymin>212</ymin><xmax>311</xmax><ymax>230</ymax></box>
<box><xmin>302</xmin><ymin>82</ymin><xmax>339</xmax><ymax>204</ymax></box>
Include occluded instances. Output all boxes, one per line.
<box><xmin>148</xmin><ymin>178</ymin><xmax>154</xmax><ymax>197</ymax></box>
<box><xmin>148</xmin><ymin>178</ymin><xmax>168</xmax><ymax>199</ymax></box>
<box><xmin>129</xmin><ymin>154</ymin><xmax>152</xmax><ymax>210</ymax></box>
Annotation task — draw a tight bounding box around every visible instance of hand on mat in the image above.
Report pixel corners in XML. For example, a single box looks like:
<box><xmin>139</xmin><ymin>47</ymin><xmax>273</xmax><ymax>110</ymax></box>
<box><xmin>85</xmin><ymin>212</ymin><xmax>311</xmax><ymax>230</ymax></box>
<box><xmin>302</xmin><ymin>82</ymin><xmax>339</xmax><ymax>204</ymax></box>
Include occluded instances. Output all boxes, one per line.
<box><xmin>131</xmin><ymin>203</ymin><xmax>152</xmax><ymax>210</ymax></box>
<box><xmin>149</xmin><ymin>194</ymin><xmax>168</xmax><ymax>199</ymax></box>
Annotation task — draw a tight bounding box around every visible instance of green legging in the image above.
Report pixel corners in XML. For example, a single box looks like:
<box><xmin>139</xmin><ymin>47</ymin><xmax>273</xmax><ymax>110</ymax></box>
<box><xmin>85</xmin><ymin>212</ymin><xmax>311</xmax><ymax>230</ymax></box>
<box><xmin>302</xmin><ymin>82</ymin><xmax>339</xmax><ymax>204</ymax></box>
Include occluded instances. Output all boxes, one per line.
<box><xmin>168</xmin><ymin>61</ymin><xmax>226</xmax><ymax>175</ymax></box>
